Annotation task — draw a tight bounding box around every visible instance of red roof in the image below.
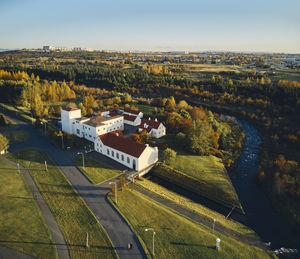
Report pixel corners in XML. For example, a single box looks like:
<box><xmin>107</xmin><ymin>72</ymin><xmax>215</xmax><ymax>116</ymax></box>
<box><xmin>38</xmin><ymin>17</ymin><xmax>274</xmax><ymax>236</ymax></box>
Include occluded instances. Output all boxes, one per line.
<box><xmin>124</xmin><ymin>114</ymin><xmax>138</xmax><ymax>122</ymax></box>
<box><xmin>99</xmin><ymin>129</ymin><xmax>123</xmax><ymax>137</ymax></box>
<box><xmin>109</xmin><ymin>111</ymin><xmax>119</xmax><ymax>117</ymax></box>
<box><xmin>124</xmin><ymin>108</ymin><xmax>140</xmax><ymax>115</ymax></box>
<box><xmin>139</xmin><ymin>118</ymin><xmax>161</xmax><ymax>130</ymax></box>
<box><xmin>63</xmin><ymin>107</ymin><xmax>79</xmax><ymax>112</ymax></box>
<box><xmin>99</xmin><ymin>132</ymin><xmax>146</xmax><ymax>158</ymax></box>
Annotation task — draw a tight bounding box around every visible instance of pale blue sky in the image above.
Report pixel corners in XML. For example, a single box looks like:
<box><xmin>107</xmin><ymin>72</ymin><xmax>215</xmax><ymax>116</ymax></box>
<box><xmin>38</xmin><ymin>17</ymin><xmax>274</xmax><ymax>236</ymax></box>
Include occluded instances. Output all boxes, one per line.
<box><xmin>0</xmin><ymin>0</ymin><xmax>299</xmax><ymax>53</ymax></box>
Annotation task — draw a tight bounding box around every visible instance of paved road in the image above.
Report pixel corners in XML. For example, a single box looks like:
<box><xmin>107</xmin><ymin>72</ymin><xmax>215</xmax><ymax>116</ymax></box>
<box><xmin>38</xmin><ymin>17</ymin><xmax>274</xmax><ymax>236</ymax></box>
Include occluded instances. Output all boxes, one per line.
<box><xmin>4</xmin><ymin>114</ymin><xmax>147</xmax><ymax>259</ymax></box>
<box><xmin>2</xmin><ymin>159</ymin><xmax>70</xmax><ymax>259</ymax></box>
<box><xmin>132</xmin><ymin>184</ymin><xmax>268</xmax><ymax>250</ymax></box>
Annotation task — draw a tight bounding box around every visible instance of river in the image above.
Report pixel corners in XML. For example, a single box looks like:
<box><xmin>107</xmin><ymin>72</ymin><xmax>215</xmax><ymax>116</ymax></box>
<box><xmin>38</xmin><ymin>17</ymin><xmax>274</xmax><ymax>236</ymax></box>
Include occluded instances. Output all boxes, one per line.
<box><xmin>230</xmin><ymin>119</ymin><xmax>300</xmax><ymax>251</ymax></box>
<box><xmin>148</xmin><ymin>118</ymin><xmax>300</xmax><ymax>255</ymax></box>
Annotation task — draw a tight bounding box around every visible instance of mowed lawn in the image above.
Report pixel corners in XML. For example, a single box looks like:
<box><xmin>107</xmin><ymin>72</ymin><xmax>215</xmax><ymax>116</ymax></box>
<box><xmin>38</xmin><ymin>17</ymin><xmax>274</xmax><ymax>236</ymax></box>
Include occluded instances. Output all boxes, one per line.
<box><xmin>10</xmin><ymin>148</ymin><xmax>117</xmax><ymax>259</ymax></box>
<box><xmin>136</xmin><ymin>178</ymin><xmax>256</xmax><ymax>238</ymax></box>
<box><xmin>0</xmin><ymin>159</ymin><xmax>57</xmax><ymax>259</ymax></box>
<box><xmin>169</xmin><ymin>154</ymin><xmax>240</xmax><ymax>209</ymax></box>
<box><xmin>108</xmin><ymin>188</ymin><xmax>276</xmax><ymax>259</ymax></box>
<box><xmin>74</xmin><ymin>155</ymin><xmax>122</xmax><ymax>184</ymax></box>
<box><xmin>3</xmin><ymin>131</ymin><xmax>29</xmax><ymax>143</ymax></box>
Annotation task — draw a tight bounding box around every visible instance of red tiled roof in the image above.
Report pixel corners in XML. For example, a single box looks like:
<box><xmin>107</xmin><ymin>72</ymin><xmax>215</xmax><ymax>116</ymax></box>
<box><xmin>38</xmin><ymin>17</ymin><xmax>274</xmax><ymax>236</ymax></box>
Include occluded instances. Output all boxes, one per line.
<box><xmin>139</xmin><ymin>118</ymin><xmax>161</xmax><ymax>130</ymax></box>
<box><xmin>99</xmin><ymin>132</ymin><xmax>146</xmax><ymax>158</ymax></box>
<box><xmin>124</xmin><ymin>108</ymin><xmax>140</xmax><ymax>115</ymax></box>
<box><xmin>109</xmin><ymin>111</ymin><xmax>119</xmax><ymax>117</ymax></box>
<box><xmin>124</xmin><ymin>114</ymin><xmax>138</xmax><ymax>122</ymax></box>
<box><xmin>62</xmin><ymin>107</ymin><xmax>79</xmax><ymax>112</ymax></box>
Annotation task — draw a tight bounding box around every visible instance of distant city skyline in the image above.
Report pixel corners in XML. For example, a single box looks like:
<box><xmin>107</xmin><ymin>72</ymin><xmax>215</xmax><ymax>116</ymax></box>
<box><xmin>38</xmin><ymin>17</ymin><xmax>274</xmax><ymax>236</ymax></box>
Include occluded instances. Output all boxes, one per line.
<box><xmin>0</xmin><ymin>0</ymin><xmax>299</xmax><ymax>53</ymax></box>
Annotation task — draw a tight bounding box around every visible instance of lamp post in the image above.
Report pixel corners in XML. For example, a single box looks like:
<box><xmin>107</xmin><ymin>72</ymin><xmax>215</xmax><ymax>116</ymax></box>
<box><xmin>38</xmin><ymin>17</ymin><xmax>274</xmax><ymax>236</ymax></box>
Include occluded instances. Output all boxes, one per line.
<box><xmin>145</xmin><ymin>228</ymin><xmax>156</xmax><ymax>257</ymax></box>
<box><xmin>212</xmin><ymin>218</ymin><xmax>216</xmax><ymax>233</ymax></box>
<box><xmin>109</xmin><ymin>182</ymin><xmax>117</xmax><ymax>204</ymax></box>
<box><xmin>78</xmin><ymin>152</ymin><xmax>85</xmax><ymax>168</ymax></box>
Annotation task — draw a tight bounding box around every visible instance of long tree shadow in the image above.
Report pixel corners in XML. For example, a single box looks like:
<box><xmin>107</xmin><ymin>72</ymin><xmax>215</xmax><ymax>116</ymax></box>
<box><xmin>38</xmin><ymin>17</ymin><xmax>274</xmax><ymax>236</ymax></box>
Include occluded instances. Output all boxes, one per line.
<box><xmin>170</xmin><ymin>242</ymin><xmax>215</xmax><ymax>249</ymax></box>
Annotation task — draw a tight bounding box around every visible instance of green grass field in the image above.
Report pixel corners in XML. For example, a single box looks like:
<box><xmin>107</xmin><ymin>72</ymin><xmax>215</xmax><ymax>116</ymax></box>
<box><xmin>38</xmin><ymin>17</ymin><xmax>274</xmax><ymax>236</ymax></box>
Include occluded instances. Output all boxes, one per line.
<box><xmin>3</xmin><ymin>131</ymin><xmax>29</xmax><ymax>143</ymax></box>
<box><xmin>153</xmin><ymin>155</ymin><xmax>241</xmax><ymax>210</ymax></box>
<box><xmin>169</xmin><ymin>154</ymin><xmax>240</xmax><ymax>207</ymax></box>
<box><xmin>9</xmin><ymin>148</ymin><xmax>117</xmax><ymax>259</ymax></box>
<box><xmin>136</xmin><ymin>104</ymin><xmax>155</xmax><ymax>115</ymax></box>
<box><xmin>136</xmin><ymin>178</ymin><xmax>256</xmax><ymax>238</ymax></box>
<box><xmin>74</xmin><ymin>155</ymin><xmax>122</xmax><ymax>184</ymax></box>
<box><xmin>108</xmin><ymin>188</ymin><xmax>276</xmax><ymax>259</ymax></box>
<box><xmin>0</xmin><ymin>159</ymin><xmax>57</xmax><ymax>259</ymax></box>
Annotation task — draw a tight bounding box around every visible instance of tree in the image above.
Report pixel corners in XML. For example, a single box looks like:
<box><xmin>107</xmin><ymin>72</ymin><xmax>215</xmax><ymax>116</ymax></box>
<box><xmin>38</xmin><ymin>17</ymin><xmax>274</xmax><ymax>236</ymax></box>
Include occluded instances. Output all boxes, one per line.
<box><xmin>187</xmin><ymin>120</ymin><xmax>214</xmax><ymax>155</ymax></box>
<box><xmin>78</xmin><ymin>103</ymin><xmax>86</xmax><ymax>116</ymax></box>
<box><xmin>177</xmin><ymin>100</ymin><xmax>189</xmax><ymax>110</ymax></box>
<box><xmin>162</xmin><ymin>148</ymin><xmax>177</xmax><ymax>165</ymax></box>
<box><xmin>165</xmin><ymin>96</ymin><xmax>176</xmax><ymax>111</ymax></box>
<box><xmin>124</xmin><ymin>94</ymin><xmax>132</xmax><ymax>103</ymax></box>
<box><xmin>31</xmin><ymin>93</ymin><xmax>43</xmax><ymax>117</ymax></box>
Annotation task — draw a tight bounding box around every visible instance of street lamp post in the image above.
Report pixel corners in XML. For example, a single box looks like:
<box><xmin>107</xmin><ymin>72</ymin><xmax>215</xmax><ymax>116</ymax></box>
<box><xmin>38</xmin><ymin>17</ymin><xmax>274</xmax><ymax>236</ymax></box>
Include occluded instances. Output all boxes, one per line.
<box><xmin>145</xmin><ymin>228</ymin><xmax>156</xmax><ymax>257</ymax></box>
<box><xmin>109</xmin><ymin>182</ymin><xmax>117</xmax><ymax>204</ymax></box>
<box><xmin>78</xmin><ymin>152</ymin><xmax>85</xmax><ymax>168</ymax></box>
<box><xmin>212</xmin><ymin>218</ymin><xmax>216</xmax><ymax>232</ymax></box>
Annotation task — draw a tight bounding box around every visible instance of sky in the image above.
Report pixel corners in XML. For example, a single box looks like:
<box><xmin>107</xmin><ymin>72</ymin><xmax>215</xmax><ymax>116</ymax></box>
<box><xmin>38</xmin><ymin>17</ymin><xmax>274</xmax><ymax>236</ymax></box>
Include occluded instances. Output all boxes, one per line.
<box><xmin>0</xmin><ymin>0</ymin><xmax>299</xmax><ymax>53</ymax></box>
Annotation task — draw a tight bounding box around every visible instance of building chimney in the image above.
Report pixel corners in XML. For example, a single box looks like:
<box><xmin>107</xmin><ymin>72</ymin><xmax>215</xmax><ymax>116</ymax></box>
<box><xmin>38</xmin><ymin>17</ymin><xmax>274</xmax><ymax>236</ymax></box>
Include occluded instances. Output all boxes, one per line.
<box><xmin>148</xmin><ymin>117</ymin><xmax>151</xmax><ymax>120</ymax></box>
<box><xmin>155</xmin><ymin>118</ymin><xmax>157</xmax><ymax>122</ymax></box>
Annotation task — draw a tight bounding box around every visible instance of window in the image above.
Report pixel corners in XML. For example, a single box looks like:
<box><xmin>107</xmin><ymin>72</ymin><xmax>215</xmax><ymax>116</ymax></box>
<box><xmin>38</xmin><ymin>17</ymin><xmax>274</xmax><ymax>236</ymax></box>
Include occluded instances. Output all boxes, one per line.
<box><xmin>97</xmin><ymin>143</ymin><xmax>99</xmax><ymax>146</ymax></box>
<box><xmin>89</xmin><ymin>135</ymin><xmax>91</xmax><ymax>138</ymax></box>
<box><xmin>127</xmin><ymin>157</ymin><xmax>130</xmax><ymax>163</ymax></box>
<box><xmin>100</xmin><ymin>149</ymin><xmax>102</xmax><ymax>153</ymax></box>
<box><xmin>112</xmin><ymin>151</ymin><xmax>114</xmax><ymax>157</ymax></box>
<box><xmin>77</xmin><ymin>129</ymin><xmax>80</xmax><ymax>134</ymax></box>
<box><xmin>107</xmin><ymin>149</ymin><xmax>110</xmax><ymax>155</ymax></box>
<box><xmin>121</xmin><ymin>154</ymin><xmax>124</xmax><ymax>161</ymax></box>
<box><xmin>116</xmin><ymin>153</ymin><xmax>119</xmax><ymax>159</ymax></box>
<box><xmin>100</xmin><ymin>144</ymin><xmax>102</xmax><ymax>148</ymax></box>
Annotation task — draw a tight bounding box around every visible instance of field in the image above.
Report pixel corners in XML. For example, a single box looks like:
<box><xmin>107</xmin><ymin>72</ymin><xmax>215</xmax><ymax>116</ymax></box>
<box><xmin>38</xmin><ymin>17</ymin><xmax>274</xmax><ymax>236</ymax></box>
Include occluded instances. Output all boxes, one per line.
<box><xmin>74</xmin><ymin>155</ymin><xmax>122</xmax><ymax>184</ymax></box>
<box><xmin>3</xmin><ymin>130</ymin><xmax>29</xmax><ymax>143</ymax></box>
<box><xmin>153</xmin><ymin>154</ymin><xmax>241</xmax><ymax>210</ymax></box>
<box><xmin>108</xmin><ymin>187</ymin><xmax>276</xmax><ymax>259</ymax></box>
<box><xmin>0</xmin><ymin>159</ymin><xmax>57</xmax><ymax>259</ymax></box>
<box><xmin>136</xmin><ymin>178</ymin><xmax>255</xmax><ymax>237</ymax></box>
<box><xmin>9</xmin><ymin>148</ymin><xmax>117</xmax><ymax>259</ymax></box>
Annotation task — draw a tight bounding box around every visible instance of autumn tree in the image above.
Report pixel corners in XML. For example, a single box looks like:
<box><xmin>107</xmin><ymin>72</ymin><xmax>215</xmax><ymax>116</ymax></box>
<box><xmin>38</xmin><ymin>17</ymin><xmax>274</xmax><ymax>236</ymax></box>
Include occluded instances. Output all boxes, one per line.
<box><xmin>162</xmin><ymin>148</ymin><xmax>177</xmax><ymax>165</ymax></box>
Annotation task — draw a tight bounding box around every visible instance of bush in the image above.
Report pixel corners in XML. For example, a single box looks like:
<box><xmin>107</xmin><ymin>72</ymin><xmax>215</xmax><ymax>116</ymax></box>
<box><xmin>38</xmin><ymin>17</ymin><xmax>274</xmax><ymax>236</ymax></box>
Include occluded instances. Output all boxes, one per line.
<box><xmin>162</xmin><ymin>148</ymin><xmax>177</xmax><ymax>165</ymax></box>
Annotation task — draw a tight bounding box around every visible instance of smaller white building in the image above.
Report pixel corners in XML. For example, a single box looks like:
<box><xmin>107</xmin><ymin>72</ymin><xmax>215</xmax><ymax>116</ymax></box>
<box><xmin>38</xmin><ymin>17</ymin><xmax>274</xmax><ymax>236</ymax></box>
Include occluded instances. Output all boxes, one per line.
<box><xmin>123</xmin><ymin>108</ymin><xmax>143</xmax><ymax>119</ymax></box>
<box><xmin>94</xmin><ymin>131</ymin><xmax>158</xmax><ymax>171</ymax></box>
<box><xmin>139</xmin><ymin>118</ymin><xmax>166</xmax><ymax>138</ymax></box>
<box><xmin>123</xmin><ymin>114</ymin><xmax>141</xmax><ymax>126</ymax></box>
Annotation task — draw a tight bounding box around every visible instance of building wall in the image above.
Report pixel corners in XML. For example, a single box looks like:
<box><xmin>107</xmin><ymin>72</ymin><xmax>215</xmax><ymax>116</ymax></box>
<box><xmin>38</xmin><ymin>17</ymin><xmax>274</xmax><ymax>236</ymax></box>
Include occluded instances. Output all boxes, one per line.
<box><xmin>61</xmin><ymin>109</ymin><xmax>81</xmax><ymax>134</ymax></box>
<box><xmin>137</xmin><ymin>145</ymin><xmax>158</xmax><ymax>171</ymax></box>
<box><xmin>124</xmin><ymin>117</ymin><xmax>141</xmax><ymax>126</ymax></box>
<box><xmin>94</xmin><ymin>138</ymin><xmax>138</xmax><ymax>170</ymax></box>
<box><xmin>94</xmin><ymin>138</ymin><xmax>158</xmax><ymax>171</ymax></box>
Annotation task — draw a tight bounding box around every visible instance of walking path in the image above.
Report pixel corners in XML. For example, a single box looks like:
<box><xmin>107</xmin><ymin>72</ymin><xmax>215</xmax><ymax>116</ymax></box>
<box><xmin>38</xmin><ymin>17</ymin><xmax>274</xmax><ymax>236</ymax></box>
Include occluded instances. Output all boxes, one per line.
<box><xmin>132</xmin><ymin>184</ymin><xmax>268</xmax><ymax>250</ymax></box>
<box><xmin>2</xmin><ymin>159</ymin><xmax>70</xmax><ymax>259</ymax></box>
<box><xmin>4</xmin><ymin>114</ymin><xmax>146</xmax><ymax>259</ymax></box>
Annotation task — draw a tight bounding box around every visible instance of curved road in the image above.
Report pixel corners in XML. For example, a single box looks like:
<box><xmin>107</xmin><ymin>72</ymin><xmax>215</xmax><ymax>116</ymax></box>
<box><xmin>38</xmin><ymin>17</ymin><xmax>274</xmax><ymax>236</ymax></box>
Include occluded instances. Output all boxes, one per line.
<box><xmin>5</xmin><ymin>114</ymin><xmax>146</xmax><ymax>259</ymax></box>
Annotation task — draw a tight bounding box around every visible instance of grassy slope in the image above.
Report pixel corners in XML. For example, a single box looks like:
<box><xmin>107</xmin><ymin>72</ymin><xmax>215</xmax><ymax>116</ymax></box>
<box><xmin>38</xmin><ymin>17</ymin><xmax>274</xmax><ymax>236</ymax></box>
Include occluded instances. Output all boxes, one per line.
<box><xmin>3</xmin><ymin>131</ymin><xmax>29</xmax><ymax>143</ymax></box>
<box><xmin>108</xmin><ymin>188</ymin><xmax>275</xmax><ymax>259</ymax></box>
<box><xmin>170</xmin><ymin>154</ymin><xmax>239</xmax><ymax>206</ymax></box>
<box><xmin>0</xmin><ymin>159</ymin><xmax>57</xmax><ymax>259</ymax></box>
<box><xmin>9</xmin><ymin>148</ymin><xmax>117</xmax><ymax>259</ymax></box>
<box><xmin>74</xmin><ymin>155</ymin><xmax>122</xmax><ymax>184</ymax></box>
<box><xmin>136</xmin><ymin>178</ymin><xmax>255</xmax><ymax>237</ymax></box>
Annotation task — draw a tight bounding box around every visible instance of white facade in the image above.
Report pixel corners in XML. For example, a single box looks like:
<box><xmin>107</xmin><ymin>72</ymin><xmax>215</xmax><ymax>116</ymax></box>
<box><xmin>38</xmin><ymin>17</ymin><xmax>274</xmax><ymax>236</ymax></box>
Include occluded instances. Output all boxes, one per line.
<box><xmin>138</xmin><ymin>119</ymin><xmax>166</xmax><ymax>138</ymax></box>
<box><xmin>61</xmin><ymin>108</ymin><xmax>123</xmax><ymax>142</ymax></box>
<box><xmin>94</xmin><ymin>135</ymin><xmax>158</xmax><ymax>171</ymax></box>
<box><xmin>61</xmin><ymin>108</ymin><xmax>81</xmax><ymax>134</ymax></box>
<box><xmin>123</xmin><ymin>115</ymin><xmax>141</xmax><ymax>126</ymax></box>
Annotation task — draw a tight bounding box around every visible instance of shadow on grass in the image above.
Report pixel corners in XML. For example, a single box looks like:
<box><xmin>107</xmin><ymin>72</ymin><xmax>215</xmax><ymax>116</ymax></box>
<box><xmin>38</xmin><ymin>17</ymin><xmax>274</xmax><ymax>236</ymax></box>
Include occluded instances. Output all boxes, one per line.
<box><xmin>0</xmin><ymin>240</ymin><xmax>115</xmax><ymax>250</ymax></box>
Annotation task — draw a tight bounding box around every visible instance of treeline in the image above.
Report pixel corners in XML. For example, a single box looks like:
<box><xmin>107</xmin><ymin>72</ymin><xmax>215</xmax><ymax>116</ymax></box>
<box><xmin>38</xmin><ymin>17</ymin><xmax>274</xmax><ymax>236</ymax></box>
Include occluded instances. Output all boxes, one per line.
<box><xmin>0</xmin><ymin>69</ymin><xmax>75</xmax><ymax>117</ymax></box>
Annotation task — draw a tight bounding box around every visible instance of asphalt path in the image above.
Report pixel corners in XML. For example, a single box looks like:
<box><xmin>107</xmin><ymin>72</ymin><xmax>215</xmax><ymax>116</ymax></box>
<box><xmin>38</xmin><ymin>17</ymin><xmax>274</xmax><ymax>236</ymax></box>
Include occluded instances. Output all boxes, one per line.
<box><xmin>4</xmin><ymin>114</ymin><xmax>146</xmax><ymax>259</ymax></box>
<box><xmin>2</xmin><ymin>158</ymin><xmax>70</xmax><ymax>259</ymax></box>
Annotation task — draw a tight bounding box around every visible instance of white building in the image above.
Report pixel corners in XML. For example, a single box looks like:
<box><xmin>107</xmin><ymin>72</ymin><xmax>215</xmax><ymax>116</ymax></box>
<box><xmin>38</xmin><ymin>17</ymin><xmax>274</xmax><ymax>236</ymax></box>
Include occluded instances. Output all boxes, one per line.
<box><xmin>123</xmin><ymin>108</ymin><xmax>143</xmax><ymax>119</ymax></box>
<box><xmin>138</xmin><ymin>118</ymin><xmax>166</xmax><ymax>138</ymax></box>
<box><xmin>123</xmin><ymin>114</ymin><xmax>141</xmax><ymax>126</ymax></box>
<box><xmin>61</xmin><ymin>108</ymin><xmax>124</xmax><ymax>142</ymax></box>
<box><xmin>95</xmin><ymin>131</ymin><xmax>158</xmax><ymax>171</ymax></box>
